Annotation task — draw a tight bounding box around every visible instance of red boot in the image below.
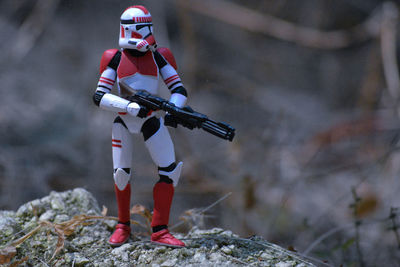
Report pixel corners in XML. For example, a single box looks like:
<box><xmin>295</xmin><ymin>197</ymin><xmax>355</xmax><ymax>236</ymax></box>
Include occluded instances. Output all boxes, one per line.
<box><xmin>109</xmin><ymin>183</ymin><xmax>131</xmax><ymax>246</ymax></box>
<box><xmin>109</xmin><ymin>223</ymin><xmax>131</xmax><ymax>246</ymax></box>
<box><xmin>150</xmin><ymin>182</ymin><xmax>185</xmax><ymax>247</ymax></box>
<box><xmin>151</xmin><ymin>229</ymin><xmax>185</xmax><ymax>247</ymax></box>
<box><xmin>151</xmin><ymin>182</ymin><xmax>174</xmax><ymax>228</ymax></box>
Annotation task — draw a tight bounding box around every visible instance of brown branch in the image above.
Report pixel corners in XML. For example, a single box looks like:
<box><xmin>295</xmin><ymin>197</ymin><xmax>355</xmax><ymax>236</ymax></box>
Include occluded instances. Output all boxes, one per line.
<box><xmin>380</xmin><ymin>2</ymin><xmax>400</xmax><ymax>117</ymax></box>
<box><xmin>11</xmin><ymin>0</ymin><xmax>61</xmax><ymax>61</ymax></box>
<box><xmin>181</xmin><ymin>0</ymin><xmax>382</xmax><ymax>49</ymax></box>
<box><xmin>176</xmin><ymin>0</ymin><xmax>199</xmax><ymax>86</ymax></box>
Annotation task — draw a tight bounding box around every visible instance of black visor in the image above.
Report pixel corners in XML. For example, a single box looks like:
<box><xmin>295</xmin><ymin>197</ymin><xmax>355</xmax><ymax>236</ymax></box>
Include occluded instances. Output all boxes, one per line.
<box><xmin>120</xmin><ymin>19</ymin><xmax>135</xmax><ymax>24</ymax></box>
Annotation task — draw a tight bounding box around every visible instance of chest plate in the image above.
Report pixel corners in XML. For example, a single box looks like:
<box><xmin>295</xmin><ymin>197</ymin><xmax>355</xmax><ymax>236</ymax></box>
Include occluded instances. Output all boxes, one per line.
<box><xmin>117</xmin><ymin>50</ymin><xmax>159</xmax><ymax>96</ymax></box>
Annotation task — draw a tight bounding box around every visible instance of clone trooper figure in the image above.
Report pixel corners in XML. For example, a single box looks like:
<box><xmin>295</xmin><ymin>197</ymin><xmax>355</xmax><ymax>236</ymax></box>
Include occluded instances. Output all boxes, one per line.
<box><xmin>92</xmin><ymin>5</ymin><xmax>187</xmax><ymax>247</ymax></box>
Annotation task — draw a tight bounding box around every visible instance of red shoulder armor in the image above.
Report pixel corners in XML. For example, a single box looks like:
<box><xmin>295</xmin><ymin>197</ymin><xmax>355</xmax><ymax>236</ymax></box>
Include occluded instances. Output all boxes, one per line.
<box><xmin>157</xmin><ymin>47</ymin><xmax>177</xmax><ymax>70</ymax></box>
<box><xmin>99</xmin><ymin>49</ymin><xmax>119</xmax><ymax>74</ymax></box>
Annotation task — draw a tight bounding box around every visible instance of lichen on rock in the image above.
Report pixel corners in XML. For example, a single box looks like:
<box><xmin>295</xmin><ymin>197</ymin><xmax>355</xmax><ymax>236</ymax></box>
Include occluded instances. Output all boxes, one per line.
<box><xmin>0</xmin><ymin>188</ymin><xmax>315</xmax><ymax>266</ymax></box>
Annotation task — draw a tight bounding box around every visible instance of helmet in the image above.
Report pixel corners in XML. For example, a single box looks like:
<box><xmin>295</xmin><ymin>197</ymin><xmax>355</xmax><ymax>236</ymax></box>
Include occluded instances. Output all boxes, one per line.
<box><xmin>119</xmin><ymin>5</ymin><xmax>156</xmax><ymax>52</ymax></box>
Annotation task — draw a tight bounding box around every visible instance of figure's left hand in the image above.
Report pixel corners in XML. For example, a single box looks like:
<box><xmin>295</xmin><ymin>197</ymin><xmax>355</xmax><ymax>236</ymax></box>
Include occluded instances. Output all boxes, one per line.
<box><xmin>164</xmin><ymin>113</ymin><xmax>178</xmax><ymax>128</ymax></box>
<box><xmin>164</xmin><ymin>113</ymin><xmax>195</xmax><ymax>130</ymax></box>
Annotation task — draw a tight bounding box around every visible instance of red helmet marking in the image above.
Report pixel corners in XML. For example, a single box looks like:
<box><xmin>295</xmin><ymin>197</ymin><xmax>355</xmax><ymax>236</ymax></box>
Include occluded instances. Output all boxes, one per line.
<box><xmin>124</xmin><ymin>5</ymin><xmax>149</xmax><ymax>14</ymax></box>
<box><xmin>133</xmin><ymin>16</ymin><xmax>152</xmax><ymax>23</ymax></box>
<box><xmin>131</xmin><ymin>31</ymin><xmax>142</xmax><ymax>39</ymax></box>
<box><xmin>132</xmin><ymin>5</ymin><xmax>149</xmax><ymax>14</ymax></box>
<box><xmin>120</xmin><ymin>25</ymin><xmax>125</xmax><ymax>38</ymax></box>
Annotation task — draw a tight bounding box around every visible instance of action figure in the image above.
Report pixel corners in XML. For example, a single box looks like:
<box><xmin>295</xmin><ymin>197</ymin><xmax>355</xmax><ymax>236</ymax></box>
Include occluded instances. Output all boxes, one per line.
<box><xmin>93</xmin><ymin>5</ymin><xmax>234</xmax><ymax>248</ymax></box>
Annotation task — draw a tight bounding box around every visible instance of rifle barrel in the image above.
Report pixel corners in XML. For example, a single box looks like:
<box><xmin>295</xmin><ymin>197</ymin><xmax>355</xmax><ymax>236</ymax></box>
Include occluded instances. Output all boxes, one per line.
<box><xmin>201</xmin><ymin>120</ymin><xmax>235</xmax><ymax>141</ymax></box>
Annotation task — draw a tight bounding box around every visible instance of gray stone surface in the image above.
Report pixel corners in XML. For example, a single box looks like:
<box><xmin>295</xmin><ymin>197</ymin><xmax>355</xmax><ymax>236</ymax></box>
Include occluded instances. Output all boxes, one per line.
<box><xmin>0</xmin><ymin>188</ymin><xmax>315</xmax><ymax>266</ymax></box>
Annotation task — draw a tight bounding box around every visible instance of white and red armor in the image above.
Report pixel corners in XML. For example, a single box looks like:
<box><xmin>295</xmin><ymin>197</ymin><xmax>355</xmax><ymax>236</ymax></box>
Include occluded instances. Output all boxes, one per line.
<box><xmin>93</xmin><ymin>5</ymin><xmax>186</xmax><ymax>248</ymax></box>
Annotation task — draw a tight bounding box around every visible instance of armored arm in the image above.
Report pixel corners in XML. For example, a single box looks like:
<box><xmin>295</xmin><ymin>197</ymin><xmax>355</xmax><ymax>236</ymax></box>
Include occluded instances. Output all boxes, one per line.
<box><xmin>153</xmin><ymin>48</ymin><xmax>187</xmax><ymax>108</ymax></box>
<box><xmin>93</xmin><ymin>49</ymin><xmax>148</xmax><ymax>118</ymax></box>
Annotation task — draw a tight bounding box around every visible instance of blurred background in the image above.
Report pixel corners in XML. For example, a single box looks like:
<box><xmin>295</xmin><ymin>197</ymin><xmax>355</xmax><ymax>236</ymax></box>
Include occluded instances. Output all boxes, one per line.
<box><xmin>1</xmin><ymin>0</ymin><xmax>400</xmax><ymax>265</ymax></box>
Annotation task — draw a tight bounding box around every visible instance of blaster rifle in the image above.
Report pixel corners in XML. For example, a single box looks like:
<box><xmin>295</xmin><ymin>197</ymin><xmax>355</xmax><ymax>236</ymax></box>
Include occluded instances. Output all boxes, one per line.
<box><xmin>120</xmin><ymin>82</ymin><xmax>235</xmax><ymax>141</ymax></box>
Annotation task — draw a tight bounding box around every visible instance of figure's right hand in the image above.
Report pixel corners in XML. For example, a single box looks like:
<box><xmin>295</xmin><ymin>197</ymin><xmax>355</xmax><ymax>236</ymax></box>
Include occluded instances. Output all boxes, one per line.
<box><xmin>137</xmin><ymin>104</ymin><xmax>151</xmax><ymax>118</ymax></box>
<box><xmin>126</xmin><ymin>102</ymin><xmax>150</xmax><ymax>118</ymax></box>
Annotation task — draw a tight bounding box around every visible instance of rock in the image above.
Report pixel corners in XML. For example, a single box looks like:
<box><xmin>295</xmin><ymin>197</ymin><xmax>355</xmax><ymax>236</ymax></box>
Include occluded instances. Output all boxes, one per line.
<box><xmin>160</xmin><ymin>258</ymin><xmax>177</xmax><ymax>267</ymax></box>
<box><xmin>276</xmin><ymin>262</ymin><xmax>297</xmax><ymax>267</ymax></box>
<box><xmin>0</xmin><ymin>188</ymin><xmax>316</xmax><ymax>266</ymax></box>
<box><xmin>0</xmin><ymin>211</ymin><xmax>18</xmax><ymax>243</ymax></box>
<box><xmin>221</xmin><ymin>244</ymin><xmax>235</xmax><ymax>255</ymax></box>
<box><xmin>112</xmin><ymin>243</ymin><xmax>133</xmax><ymax>262</ymax></box>
<box><xmin>74</xmin><ymin>254</ymin><xmax>90</xmax><ymax>266</ymax></box>
<box><xmin>39</xmin><ymin>209</ymin><xmax>56</xmax><ymax>221</ymax></box>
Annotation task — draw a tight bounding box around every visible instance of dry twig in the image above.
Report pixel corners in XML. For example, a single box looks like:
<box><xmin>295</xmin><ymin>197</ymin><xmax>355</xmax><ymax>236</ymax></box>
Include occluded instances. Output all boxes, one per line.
<box><xmin>1</xmin><ymin>212</ymin><xmax>143</xmax><ymax>264</ymax></box>
<box><xmin>380</xmin><ymin>2</ymin><xmax>400</xmax><ymax>118</ymax></box>
<box><xmin>11</xmin><ymin>0</ymin><xmax>61</xmax><ymax>61</ymax></box>
<box><xmin>170</xmin><ymin>192</ymin><xmax>232</xmax><ymax>230</ymax></box>
<box><xmin>130</xmin><ymin>204</ymin><xmax>153</xmax><ymax>234</ymax></box>
<box><xmin>350</xmin><ymin>188</ymin><xmax>365</xmax><ymax>267</ymax></box>
<box><xmin>389</xmin><ymin>207</ymin><xmax>400</xmax><ymax>249</ymax></box>
<box><xmin>181</xmin><ymin>0</ymin><xmax>382</xmax><ymax>49</ymax></box>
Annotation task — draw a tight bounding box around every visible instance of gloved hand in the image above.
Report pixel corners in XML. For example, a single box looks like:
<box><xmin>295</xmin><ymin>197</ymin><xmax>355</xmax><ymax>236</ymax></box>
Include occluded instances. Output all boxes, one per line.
<box><xmin>137</xmin><ymin>104</ymin><xmax>151</xmax><ymax>118</ymax></box>
<box><xmin>180</xmin><ymin>106</ymin><xmax>196</xmax><ymax>130</ymax></box>
<box><xmin>164</xmin><ymin>108</ymin><xmax>196</xmax><ymax>130</ymax></box>
<box><xmin>127</xmin><ymin>102</ymin><xmax>151</xmax><ymax>118</ymax></box>
<box><xmin>164</xmin><ymin>113</ymin><xmax>178</xmax><ymax>128</ymax></box>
